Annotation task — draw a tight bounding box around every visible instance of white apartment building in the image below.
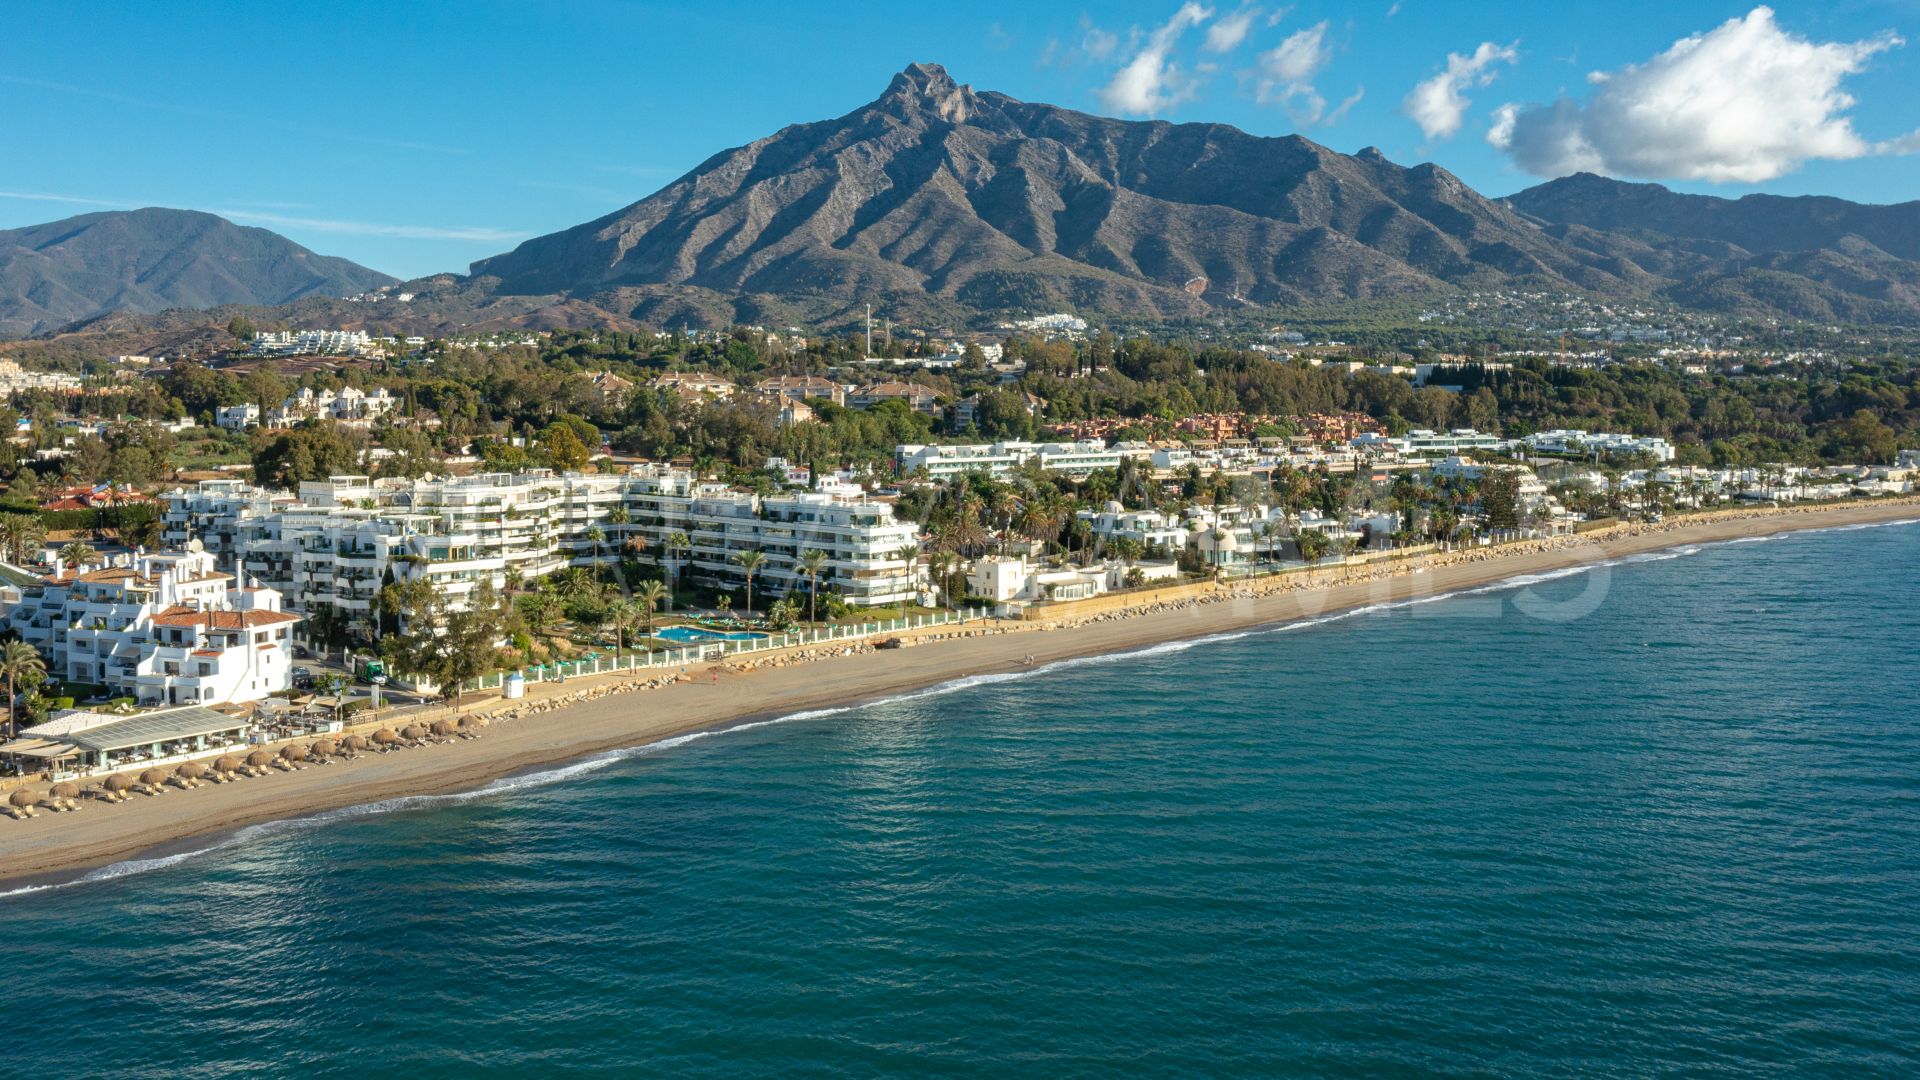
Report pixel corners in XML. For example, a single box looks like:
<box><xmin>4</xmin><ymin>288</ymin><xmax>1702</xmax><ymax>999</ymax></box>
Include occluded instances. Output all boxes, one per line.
<box><xmin>1522</xmin><ymin>429</ymin><xmax>1676</xmax><ymax>463</ymax></box>
<box><xmin>1401</xmin><ymin>428</ymin><xmax>1508</xmax><ymax>455</ymax></box>
<box><xmin>269</xmin><ymin>385</ymin><xmax>401</xmax><ymax>426</ymax></box>
<box><xmin>0</xmin><ymin>359</ymin><xmax>82</xmax><ymax>393</ymax></box>
<box><xmin>1077</xmin><ymin>502</ymin><xmax>1193</xmax><ymax>551</ymax></box>
<box><xmin>252</xmin><ymin>330</ymin><xmax>377</xmax><ymax>357</ymax></box>
<box><xmin>216</xmin><ymin>403</ymin><xmax>261</xmax><ymax>431</ymax></box>
<box><xmin>897</xmin><ymin>439</ymin><xmax>1138</xmax><ymax>479</ymax></box>
<box><xmin>4</xmin><ymin>545</ymin><xmax>301</xmax><ymax>707</ymax></box>
<box><xmin>163</xmin><ymin>467</ymin><xmax>922</xmax><ymax>614</ymax></box>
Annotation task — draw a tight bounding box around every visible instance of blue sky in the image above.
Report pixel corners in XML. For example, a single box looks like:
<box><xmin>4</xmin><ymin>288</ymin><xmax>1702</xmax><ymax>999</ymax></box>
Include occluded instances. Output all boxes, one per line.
<box><xmin>4</xmin><ymin>1</ymin><xmax>1916</xmax><ymax>279</ymax></box>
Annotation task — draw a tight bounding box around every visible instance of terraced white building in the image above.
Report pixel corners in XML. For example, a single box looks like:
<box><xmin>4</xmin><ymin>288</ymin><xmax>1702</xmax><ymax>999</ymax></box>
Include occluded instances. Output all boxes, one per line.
<box><xmin>160</xmin><ymin>466</ymin><xmax>921</xmax><ymax>621</ymax></box>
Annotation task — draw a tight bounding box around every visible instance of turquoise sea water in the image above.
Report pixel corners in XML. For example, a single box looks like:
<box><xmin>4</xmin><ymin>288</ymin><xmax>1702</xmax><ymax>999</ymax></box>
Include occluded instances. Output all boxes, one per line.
<box><xmin>2</xmin><ymin>522</ymin><xmax>1917</xmax><ymax>1076</ymax></box>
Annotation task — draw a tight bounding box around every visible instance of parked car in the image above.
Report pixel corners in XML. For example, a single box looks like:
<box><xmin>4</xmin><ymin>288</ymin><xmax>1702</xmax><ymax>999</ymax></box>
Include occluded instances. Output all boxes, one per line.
<box><xmin>291</xmin><ymin>666</ymin><xmax>315</xmax><ymax>689</ymax></box>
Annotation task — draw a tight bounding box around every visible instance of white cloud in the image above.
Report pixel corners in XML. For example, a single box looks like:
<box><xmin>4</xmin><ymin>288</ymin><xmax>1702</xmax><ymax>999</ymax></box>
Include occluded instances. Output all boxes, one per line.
<box><xmin>217</xmin><ymin>210</ymin><xmax>524</xmax><ymax>243</ymax></box>
<box><xmin>0</xmin><ymin>189</ymin><xmax>132</xmax><ymax>208</ymax></box>
<box><xmin>1489</xmin><ymin>6</ymin><xmax>1907</xmax><ymax>183</ymax></box>
<box><xmin>1098</xmin><ymin>3</ymin><xmax>1214</xmax><ymax>116</ymax></box>
<box><xmin>1083</xmin><ymin>25</ymin><xmax>1120</xmax><ymax>62</ymax></box>
<box><xmin>1403</xmin><ymin>41</ymin><xmax>1518</xmax><ymax>141</ymax></box>
<box><xmin>1253</xmin><ymin>20</ymin><xmax>1331</xmax><ymax>122</ymax></box>
<box><xmin>1205</xmin><ymin>6</ymin><xmax>1259</xmax><ymax>53</ymax></box>
<box><xmin>0</xmin><ymin>190</ymin><xmax>519</xmax><ymax>242</ymax></box>
<box><xmin>1326</xmin><ymin>86</ymin><xmax>1366</xmax><ymax>126</ymax></box>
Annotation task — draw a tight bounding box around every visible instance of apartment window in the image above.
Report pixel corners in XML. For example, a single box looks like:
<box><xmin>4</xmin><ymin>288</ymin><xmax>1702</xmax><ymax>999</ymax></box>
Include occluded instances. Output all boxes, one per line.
<box><xmin>197</xmin><ymin>663</ymin><xmax>211</xmax><ymax>676</ymax></box>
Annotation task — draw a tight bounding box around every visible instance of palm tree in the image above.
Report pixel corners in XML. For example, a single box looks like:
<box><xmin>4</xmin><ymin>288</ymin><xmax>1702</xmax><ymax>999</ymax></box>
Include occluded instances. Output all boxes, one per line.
<box><xmin>1295</xmin><ymin>528</ymin><xmax>1330</xmax><ymax>584</ymax></box>
<box><xmin>58</xmin><ymin>540</ymin><xmax>98</xmax><ymax>568</ymax></box>
<box><xmin>1</xmin><ymin>640</ymin><xmax>46</xmax><ymax>739</ymax></box>
<box><xmin>121</xmin><ymin>515</ymin><xmax>163</xmax><ymax>551</ymax></box>
<box><xmin>585</xmin><ymin>525</ymin><xmax>606</xmax><ymax>581</ymax></box>
<box><xmin>607</xmin><ymin>599</ymin><xmax>639</xmax><ymax>664</ymax></box>
<box><xmin>633</xmin><ymin>580</ymin><xmax>668</xmax><ymax>642</ymax></box>
<box><xmin>665</xmin><ymin>530</ymin><xmax>691</xmax><ymax>607</ymax></box>
<box><xmin>0</xmin><ymin>515</ymin><xmax>45</xmax><ymax>565</ymax></box>
<box><xmin>928</xmin><ymin>550</ymin><xmax>959</xmax><ymax>607</ymax></box>
<box><xmin>798</xmin><ymin>549</ymin><xmax>829</xmax><ymax>623</ymax></box>
<box><xmin>732</xmin><ymin>549</ymin><xmax>766</xmax><ymax>616</ymax></box>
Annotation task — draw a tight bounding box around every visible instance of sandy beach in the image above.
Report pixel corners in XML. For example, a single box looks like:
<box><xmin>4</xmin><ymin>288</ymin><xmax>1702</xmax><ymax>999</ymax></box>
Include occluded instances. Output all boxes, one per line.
<box><xmin>4</xmin><ymin>498</ymin><xmax>1917</xmax><ymax>890</ymax></box>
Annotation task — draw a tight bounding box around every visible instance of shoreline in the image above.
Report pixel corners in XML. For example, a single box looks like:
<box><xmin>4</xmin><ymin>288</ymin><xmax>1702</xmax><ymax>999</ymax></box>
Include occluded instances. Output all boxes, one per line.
<box><xmin>4</xmin><ymin>498</ymin><xmax>1918</xmax><ymax>892</ymax></box>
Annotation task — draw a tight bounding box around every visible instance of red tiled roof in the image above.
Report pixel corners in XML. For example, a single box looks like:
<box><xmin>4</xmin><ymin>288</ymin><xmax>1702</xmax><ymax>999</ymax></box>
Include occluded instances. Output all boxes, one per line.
<box><xmin>149</xmin><ymin>605</ymin><xmax>301</xmax><ymax>630</ymax></box>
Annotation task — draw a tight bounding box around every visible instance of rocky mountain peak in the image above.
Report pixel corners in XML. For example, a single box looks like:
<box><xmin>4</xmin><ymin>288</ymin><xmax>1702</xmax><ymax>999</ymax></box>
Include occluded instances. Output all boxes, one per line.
<box><xmin>877</xmin><ymin>62</ymin><xmax>979</xmax><ymax>124</ymax></box>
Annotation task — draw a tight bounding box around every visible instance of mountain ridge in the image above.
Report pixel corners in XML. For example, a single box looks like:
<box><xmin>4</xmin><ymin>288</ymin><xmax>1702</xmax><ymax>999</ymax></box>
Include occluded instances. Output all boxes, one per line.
<box><xmin>0</xmin><ymin>208</ymin><xmax>395</xmax><ymax>337</ymax></box>
<box><xmin>467</xmin><ymin>63</ymin><xmax>1920</xmax><ymax>326</ymax></box>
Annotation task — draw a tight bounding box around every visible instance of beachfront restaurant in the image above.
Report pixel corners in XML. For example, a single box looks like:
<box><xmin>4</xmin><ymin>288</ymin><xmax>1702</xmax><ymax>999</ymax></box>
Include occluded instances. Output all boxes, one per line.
<box><xmin>2</xmin><ymin>705</ymin><xmax>254</xmax><ymax>780</ymax></box>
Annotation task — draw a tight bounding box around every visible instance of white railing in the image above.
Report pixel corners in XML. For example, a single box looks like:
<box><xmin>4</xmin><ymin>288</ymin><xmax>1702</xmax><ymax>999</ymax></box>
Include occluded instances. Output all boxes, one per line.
<box><xmin>463</xmin><ymin>607</ymin><xmax>989</xmax><ymax>690</ymax></box>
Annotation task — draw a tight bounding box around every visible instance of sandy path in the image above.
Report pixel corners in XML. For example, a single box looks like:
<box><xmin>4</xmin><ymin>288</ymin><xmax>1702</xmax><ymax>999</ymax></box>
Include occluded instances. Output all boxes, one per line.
<box><xmin>3</xmin><ymin>499</ymin><xmax>1916</xmax><ymax>889</ymax></box>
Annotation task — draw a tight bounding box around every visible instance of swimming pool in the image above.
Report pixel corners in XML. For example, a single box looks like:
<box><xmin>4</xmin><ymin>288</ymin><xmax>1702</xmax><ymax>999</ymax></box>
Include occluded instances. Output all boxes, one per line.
<box><xmin>653</xmin><ymin>626</ymin><xmax>770</xmax><ymax>643</ymax></box>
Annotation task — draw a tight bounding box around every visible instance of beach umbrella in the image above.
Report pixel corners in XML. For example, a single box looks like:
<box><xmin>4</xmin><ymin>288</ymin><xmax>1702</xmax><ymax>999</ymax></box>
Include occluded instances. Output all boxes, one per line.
<box><xmin>176</xmin><ymin>762</ymin><xmax>208</xmax><ymax>783</ymax></box>
<box><xmin>280</xmin><ymin>745</ymin><xmax>307</xmax><ymax>763</ymax></box>
<box><xmin>372</xmin><ymin>728</ymin><xmax>400</xmax><ymax>746</ymax></box>
<box><xmin>246</xmin><ymin>750</ymin><xmax>275</xmax><ymax>769</ymax></box>
<box><xmin>8</xmin><ymin>789</ymin><xmax>36</xmax><ymax>809</ymax></box>
<box><xmin>400</xmin><ymin>724</ymin><xmax>426</xmax><ymax>742</ymax></box>
<box><xmin>139</xmin><ymin>768</ymin><xmax>169</xmax><ymax>789</ymax></box>
<box><xmin>50</xmin><ymin>782</ymin><xmax>79</xmax><ymax>799</ymax></box>
<box><xmin>214</xmin><ymin>755</ymin><xmax>243</xmax><ymax>775</ymax></box>
<box><xmin>103</xmin><ymin>773</ymin><xmax>137</xmax><ymax>797</ymax></box>
<box><xmin>430</xmin><ymin>719</ymin><xmax>456</xmax><ymax>739</ymax></box>
<box><xmin>311</xmin><ymin>738</ymin><xmax>338</xmax><ymax>758</ymax></box>
<box><xmin>342</xmin><ymin>734</ymin><xmax>370</xmax><ymax>752</ymax></box>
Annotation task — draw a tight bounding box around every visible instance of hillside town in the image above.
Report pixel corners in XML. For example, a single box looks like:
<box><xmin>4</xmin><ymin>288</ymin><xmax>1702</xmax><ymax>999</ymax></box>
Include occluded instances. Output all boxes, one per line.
<box><xmin>0</xmin><ymin>312</ymin><xmax>1914</xmax><ymax>783</ymax></box>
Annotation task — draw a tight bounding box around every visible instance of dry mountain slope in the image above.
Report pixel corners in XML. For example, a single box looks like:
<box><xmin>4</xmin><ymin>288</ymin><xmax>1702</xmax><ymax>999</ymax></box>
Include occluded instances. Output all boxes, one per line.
<box><xmin>1507</xmin><ymin>173</ymin><xmax>1920</xmax><ymax>323</ymax></box>
<box><xmin>472</xmin><ymin>63</ymin><xmax>1655</xmax><ymax>323</ymax></box>
<box><xmin>0</xmin><ymin>208</ymin><xmax>395</xmax><ymax>338</ymax></box>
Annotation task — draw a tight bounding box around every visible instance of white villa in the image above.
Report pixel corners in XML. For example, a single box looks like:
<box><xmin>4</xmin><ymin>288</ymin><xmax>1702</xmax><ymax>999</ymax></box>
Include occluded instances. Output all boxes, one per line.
<box><xmin>3</xmin><ymin>544</ymin><xmax>302</xmax><ymax>707</ymax></box>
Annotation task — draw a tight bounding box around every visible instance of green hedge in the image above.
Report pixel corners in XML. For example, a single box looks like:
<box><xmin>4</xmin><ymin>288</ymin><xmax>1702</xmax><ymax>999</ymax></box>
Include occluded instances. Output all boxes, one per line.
<box><xmin>9</xmin><ymin>503</ymin><xmax>163</xmax><ymax>532</ymax></box>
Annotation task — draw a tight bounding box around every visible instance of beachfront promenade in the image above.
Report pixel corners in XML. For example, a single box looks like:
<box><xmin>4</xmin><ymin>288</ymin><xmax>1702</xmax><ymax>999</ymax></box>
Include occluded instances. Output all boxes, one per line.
<box><xmin>2</xmin><ymin>497</ymin><xmax>1917</xmax><ymax>887</ymax></box>
<box><xmin>463</xmin><ymin>608</ymin><xmax>991</xmax><ymax>693</ymax></box>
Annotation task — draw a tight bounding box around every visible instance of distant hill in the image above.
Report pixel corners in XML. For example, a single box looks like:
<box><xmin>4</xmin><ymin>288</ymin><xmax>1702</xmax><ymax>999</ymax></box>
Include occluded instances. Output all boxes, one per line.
<box><xmin>1506</xmin><ymin>173</ymin><xmax>1920</xmax><ymax>260</ymax></box>
<box><xmin>469</xmin><ymin>64</ymin><xmax>1920</xmax><ymax>326</ymax></box>
<box><xmin>0</xmin><ymin>208</ymin><xmax>396</xmax><ymax>337</ymax></box>
<box><xmin>1506</xmin><ymin>174</ymin><xmax>1920</xmax><ymax>323</ymax></box>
